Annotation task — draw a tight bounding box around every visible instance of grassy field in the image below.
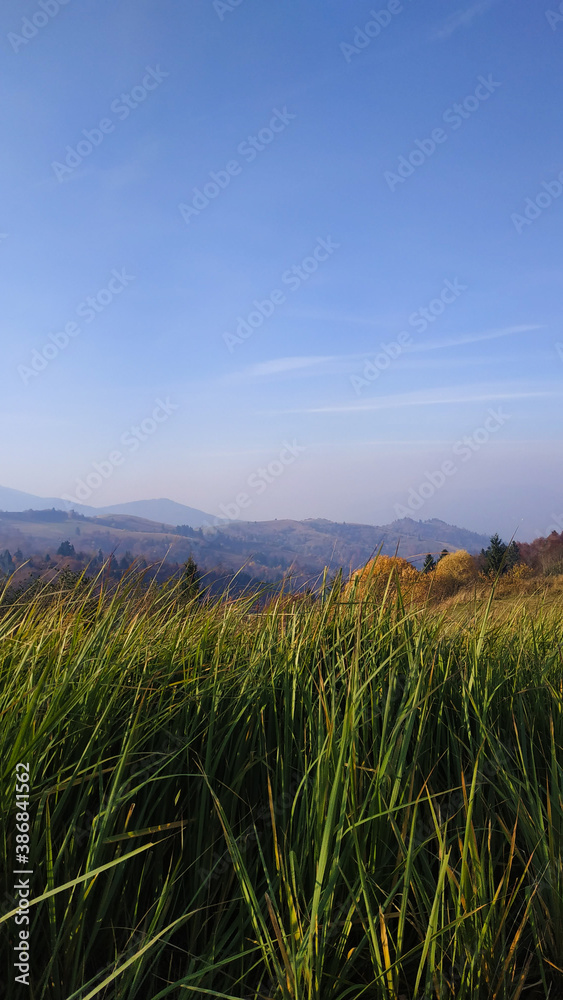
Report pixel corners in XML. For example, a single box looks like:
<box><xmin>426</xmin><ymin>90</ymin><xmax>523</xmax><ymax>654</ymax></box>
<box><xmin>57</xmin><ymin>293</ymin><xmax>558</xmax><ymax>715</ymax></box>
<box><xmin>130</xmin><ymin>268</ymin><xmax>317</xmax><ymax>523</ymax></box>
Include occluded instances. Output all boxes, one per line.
<box><xmin>1</xmin><ymin>571</ymin><xmax>563</xmax><ymax>999</ymax></box>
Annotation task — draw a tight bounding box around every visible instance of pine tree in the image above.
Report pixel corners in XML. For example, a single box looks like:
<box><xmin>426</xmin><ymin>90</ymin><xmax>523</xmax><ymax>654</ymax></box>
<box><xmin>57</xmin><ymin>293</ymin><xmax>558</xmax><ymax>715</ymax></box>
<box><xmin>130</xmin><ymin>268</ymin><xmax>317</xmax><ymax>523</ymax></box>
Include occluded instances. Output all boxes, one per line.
<box><xmin>181</xmin><ymin>557</ymin><xmax>200</xmax><ymax>600</ymax></box>
<box><xmin>481</xmin><ymin>534</ymin><xmax>519</xmax><ymax>576</ymax></box>
<box><xmin>506</xmin><ymin>541</ymin><xmax>520</xmax><ymax>571</ymax></box>
<box><xmin>57</xmin><ymin>540</ymin><xmax>75</xmax><ymax>557</ymax></box>
<box><xmin>422</xmin><ymin>554</ymin><xmax>436</xmax><ymax>573</ymax></box>
<box><xmin>0</xmin><ymin>550</ymin><xmax>13</xmax><ymax>575</ymax></box>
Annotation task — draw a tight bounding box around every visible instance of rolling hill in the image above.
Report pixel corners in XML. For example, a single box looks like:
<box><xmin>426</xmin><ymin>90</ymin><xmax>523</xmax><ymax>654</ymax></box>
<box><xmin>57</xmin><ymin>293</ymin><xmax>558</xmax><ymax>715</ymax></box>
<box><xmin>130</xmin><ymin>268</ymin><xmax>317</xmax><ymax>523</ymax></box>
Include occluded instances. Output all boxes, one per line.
<box><xmin>0</xmin><ymin>485</ymin><xmax>218</xmax><ymax>529</ymax></box>
<box><xmin>99</xmin><ymin>498</ymin><xmax>222</xmax><ymax>528</ymax></box>
<box><xmin>0</xmin><ymin>506</ymin><xmax>491</xmax><ymax>585</ymax></box>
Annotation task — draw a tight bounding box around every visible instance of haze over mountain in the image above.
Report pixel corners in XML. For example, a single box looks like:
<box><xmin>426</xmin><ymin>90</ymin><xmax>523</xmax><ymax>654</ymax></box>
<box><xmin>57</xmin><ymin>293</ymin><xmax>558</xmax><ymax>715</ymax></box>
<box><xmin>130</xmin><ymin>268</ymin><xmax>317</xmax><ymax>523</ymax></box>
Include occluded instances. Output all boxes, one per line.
<box><xmin>4</xmin><ymin>3</ymin><xmax>561</xmax><ymax>548</ymax></box>
<box><xmin>0</xmin><ymin>485</ymin><xmax>219</xmax><ymax>529</ymax></box>
<box><xmin>0</xmin><ymin>485</ymin><xmax>75</xmax><ymax>513</ymax></box>
<box><xmin>0</xmin><ymin>497</ymin><xmax>492</xmax><ymax>583</ymax></box>
<box><xmin>90</xmin><ymin>498</ymin><xmax>223</xmax><ymax>529</ymax></box>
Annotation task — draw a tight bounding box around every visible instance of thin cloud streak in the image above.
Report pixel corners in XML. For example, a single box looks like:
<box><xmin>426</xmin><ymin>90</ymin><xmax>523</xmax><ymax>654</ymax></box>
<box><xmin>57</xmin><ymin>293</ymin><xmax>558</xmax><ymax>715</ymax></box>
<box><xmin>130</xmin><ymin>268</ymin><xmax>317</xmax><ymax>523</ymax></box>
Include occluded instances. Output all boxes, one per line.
<box><xmin>222</xmin><ymin>355</ymin><xmax>337</xmax><ymax>382</ymax></box>
<box><xmin>224</xmin><ymin>326</ymin><xmax>542</xmax><ymax>384</ymax></box>
<box><xmin>283</xmin><ymin>307</ymin><xmax>390</xmax><ymax>328</ymax></box>
<box><xmin>431</xmin><ymin>0</ymin><xmax>498</xmax><ymax>40</ymax></box>
<box><xmin>410</xmin><ymin>324</ymin><xmax>541</xmax><ymax>353</ymax></box>
<box><xmin>283</xmin><ymin>385</ymin><xmax>556</xmax><ymax>415</ymax></box>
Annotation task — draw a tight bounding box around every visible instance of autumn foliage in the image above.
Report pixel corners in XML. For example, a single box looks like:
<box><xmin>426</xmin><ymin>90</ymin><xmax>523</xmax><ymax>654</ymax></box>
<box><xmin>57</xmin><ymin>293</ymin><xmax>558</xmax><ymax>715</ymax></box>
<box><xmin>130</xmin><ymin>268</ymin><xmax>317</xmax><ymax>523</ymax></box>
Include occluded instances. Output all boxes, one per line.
<box><xmin>518</xmin><ymin>531</ymin><xmax>563</xmax><ymax>575</ymax></box>
<box><xmin>344</xmin><ymin>543</ymin><xmax>547</xmax><ymax>606</ymax></box>
<box><xmin>344</xmin><ymin>555</ymin><xmax>419</xmax><ymax>602</ymax></box>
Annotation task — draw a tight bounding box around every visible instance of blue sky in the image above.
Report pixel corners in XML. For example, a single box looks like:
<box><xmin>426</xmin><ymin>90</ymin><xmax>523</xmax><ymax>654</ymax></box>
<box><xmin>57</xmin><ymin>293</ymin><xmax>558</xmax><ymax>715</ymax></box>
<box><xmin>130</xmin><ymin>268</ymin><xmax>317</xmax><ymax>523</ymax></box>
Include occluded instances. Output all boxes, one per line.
<box><xmin>2</xmin><ymin>0</ymin><xmax>562</xmax><ymax>540</ymax></box>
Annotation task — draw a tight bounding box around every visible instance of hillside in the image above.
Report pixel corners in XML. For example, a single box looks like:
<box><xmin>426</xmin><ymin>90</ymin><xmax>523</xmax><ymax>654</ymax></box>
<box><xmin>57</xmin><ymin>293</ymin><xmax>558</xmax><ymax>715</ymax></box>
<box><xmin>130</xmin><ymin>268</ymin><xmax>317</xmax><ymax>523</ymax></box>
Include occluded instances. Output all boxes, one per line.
<box><xmin>0</xmin><ymin>509</ymin><xmax>491</xmax><ymax>585</ymax></box>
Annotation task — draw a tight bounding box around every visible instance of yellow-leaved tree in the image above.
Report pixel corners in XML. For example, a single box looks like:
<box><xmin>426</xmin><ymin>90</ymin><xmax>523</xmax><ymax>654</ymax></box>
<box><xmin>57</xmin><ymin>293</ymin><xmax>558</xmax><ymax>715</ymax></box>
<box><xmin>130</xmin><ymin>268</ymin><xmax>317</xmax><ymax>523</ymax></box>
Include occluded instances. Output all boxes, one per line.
<box><xmin>344</xmin><ymin>555</ymin><xmax>419</xmax><ymax>603</ymax></box>
<box><xmin>432</xmin><ymin>549</ymin><xmax>478</xmax><ymax>596</ymax></box>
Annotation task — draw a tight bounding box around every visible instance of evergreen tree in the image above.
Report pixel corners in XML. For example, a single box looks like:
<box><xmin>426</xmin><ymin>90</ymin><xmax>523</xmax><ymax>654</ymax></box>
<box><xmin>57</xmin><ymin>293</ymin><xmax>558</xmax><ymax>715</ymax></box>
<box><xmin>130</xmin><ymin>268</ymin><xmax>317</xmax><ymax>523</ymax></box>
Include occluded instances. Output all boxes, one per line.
<box><xmin>481</xmin><ymin>534</ymin><xmax>519</xmax><ymax>576</ymax></box>
<box><xmin>506</xmin><ymin>540</ymin><xmax>520</xmax><ymax>571</ymax></box>
<box><xmin>0</xmin><ymin>549</ymin><xmax>13</xmax><ymax>575</ymax></box>
<box><xmin>181</xmin><ymin>557</ymin><xmax>200</xmax><ymax>600</ymax></box>
<box><xmin>57</xmin><ymin>540</ymin><xmax>75</xmax><ymax>557</ymax></box>
<box><xmin>438</xmin><ymin>549</ymin><xmax>449</xmax><ymax>561</ymax></box>
<box><xmin>482</xmin><ymin>534</ymin><xmax>504</xmax><ymax>575</ymax></box>
<box><xmin>422</xmin><ymin>554</ymin><xmax>436</xmax><ymax>573</ymax></box>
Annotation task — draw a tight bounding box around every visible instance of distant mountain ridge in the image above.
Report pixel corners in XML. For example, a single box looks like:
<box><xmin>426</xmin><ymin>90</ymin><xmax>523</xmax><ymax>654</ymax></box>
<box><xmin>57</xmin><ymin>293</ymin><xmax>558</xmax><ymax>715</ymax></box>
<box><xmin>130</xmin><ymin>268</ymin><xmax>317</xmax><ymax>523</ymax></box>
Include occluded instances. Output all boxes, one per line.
<box><xmin>0</xmin><ymin>485</ymin><xmax>219</xmax><ymax>529</ymax></box>
<box><xmin>95</xmin><ymin>498</ymin><xmax>223</xmax><ymax>528</ymax></box>
<box><xmin>0</xmin><ymin>485</ymin><xmax>492</xmax><ymax>578</ymax></box>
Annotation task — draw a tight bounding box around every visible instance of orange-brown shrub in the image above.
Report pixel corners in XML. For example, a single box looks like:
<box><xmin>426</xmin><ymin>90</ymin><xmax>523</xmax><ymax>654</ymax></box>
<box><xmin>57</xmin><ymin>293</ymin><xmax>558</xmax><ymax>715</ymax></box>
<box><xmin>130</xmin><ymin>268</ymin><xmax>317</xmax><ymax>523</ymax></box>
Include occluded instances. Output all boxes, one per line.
<box><xmin>344</xmin><ymin>555</ymin><xmax>419</xmax><ymax>603</ymax></box>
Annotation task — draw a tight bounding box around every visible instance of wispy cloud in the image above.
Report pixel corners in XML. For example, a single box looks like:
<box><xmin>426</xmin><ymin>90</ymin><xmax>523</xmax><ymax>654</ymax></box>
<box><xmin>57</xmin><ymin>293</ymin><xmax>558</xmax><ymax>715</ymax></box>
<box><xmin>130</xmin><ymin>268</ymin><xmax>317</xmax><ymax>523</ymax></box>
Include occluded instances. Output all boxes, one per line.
<box><xmin>223</xmin><ymin>326</ymin><xmax>541</xmax><ymax>385</ymax></box>
<box><xmin>224</xmin><ymin>356</ymin><xmax>337</xmax><ymax>382</ymax></box>
<box><xmin>410</xmin><ymin>324</ymin><xmax>541</xmax><ymax>353</ymax></box>
<box><xmin>431</xmin><ymin>0</ymin><xmax>498</xmax><ymax>40</ymax></box>
<box><xmin>282</xmin><ymin>307</ymin><xmax>390</xmax><ymax>328</ymax></box>
<box><xmin>283</xmin><ymin>384</ymin><xmax>556</xmax><ymax>415</ymax></box>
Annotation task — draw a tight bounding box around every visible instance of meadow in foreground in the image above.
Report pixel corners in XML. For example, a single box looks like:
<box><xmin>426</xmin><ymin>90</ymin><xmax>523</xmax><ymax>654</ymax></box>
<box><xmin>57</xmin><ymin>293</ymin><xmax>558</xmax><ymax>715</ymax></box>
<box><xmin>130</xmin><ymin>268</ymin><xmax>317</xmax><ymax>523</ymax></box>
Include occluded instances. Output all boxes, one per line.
<box><xmin>1</xmin><ymin>568</ymin><xmax>563</xmax><ymax>1000</ymax></box>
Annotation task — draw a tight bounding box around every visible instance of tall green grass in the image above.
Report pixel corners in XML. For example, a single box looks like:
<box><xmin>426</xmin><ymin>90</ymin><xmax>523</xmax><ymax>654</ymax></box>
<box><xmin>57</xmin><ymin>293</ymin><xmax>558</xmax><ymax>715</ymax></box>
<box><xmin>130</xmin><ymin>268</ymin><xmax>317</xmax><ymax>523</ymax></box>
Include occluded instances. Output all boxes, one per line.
<box><xmin>1</xmin><ymin>570</ymin><xmax>563</xmax><ymax>999</ymax></box>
